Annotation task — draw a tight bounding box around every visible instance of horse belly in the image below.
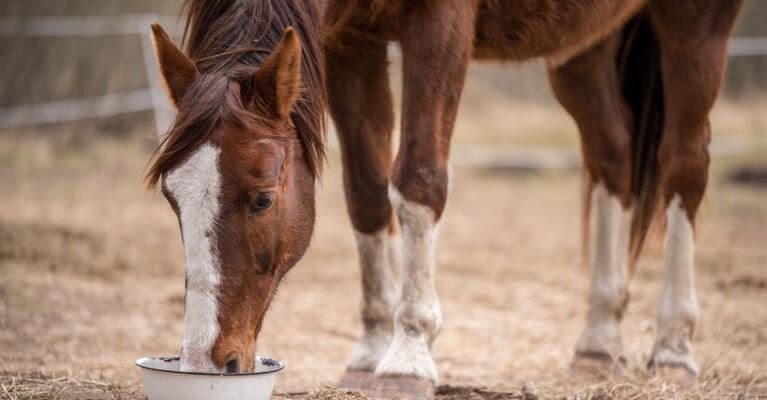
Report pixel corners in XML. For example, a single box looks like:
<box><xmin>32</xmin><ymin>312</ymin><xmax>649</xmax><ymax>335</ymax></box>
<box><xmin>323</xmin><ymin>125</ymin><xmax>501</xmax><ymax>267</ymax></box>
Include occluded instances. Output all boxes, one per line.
<box><xmin>473</xmin><ymin>0</ymin><xmax>648</xmax><ymax>63</ymax></box>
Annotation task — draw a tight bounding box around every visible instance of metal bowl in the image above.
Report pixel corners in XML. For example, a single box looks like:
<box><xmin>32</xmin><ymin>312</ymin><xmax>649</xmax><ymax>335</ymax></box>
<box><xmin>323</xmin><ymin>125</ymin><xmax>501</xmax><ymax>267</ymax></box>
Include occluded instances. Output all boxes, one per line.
<box><xmin>136</xmin><ymin>356</ymin><xmax>284</xmax><ymax>400</ymax></box>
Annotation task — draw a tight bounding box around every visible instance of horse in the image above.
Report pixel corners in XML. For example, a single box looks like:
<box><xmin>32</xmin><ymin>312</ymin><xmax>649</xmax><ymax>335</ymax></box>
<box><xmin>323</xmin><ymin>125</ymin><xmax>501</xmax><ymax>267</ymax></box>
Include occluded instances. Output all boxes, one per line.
<box><xmin>323</xmin><ymin>0</ymin><xmax>743</xmax><ymax>396</ymax></box>
<box><xmin>146</xmin><ymin>0</ymin><xmax>325</xmax><ymax>373</ymax></box>
<box><xmin>145</xmin><ymin>0</ymin><xmax>743</xmax><ymax>397</ymax></box>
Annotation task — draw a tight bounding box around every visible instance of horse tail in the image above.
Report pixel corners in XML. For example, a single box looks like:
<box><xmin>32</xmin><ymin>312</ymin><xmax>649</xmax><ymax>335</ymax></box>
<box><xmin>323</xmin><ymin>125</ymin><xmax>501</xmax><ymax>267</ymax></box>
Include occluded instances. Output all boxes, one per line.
<box><xmin>617</xmin><ymin>9</ymin><xmax>665</xmax><ymax>274</ymax></box>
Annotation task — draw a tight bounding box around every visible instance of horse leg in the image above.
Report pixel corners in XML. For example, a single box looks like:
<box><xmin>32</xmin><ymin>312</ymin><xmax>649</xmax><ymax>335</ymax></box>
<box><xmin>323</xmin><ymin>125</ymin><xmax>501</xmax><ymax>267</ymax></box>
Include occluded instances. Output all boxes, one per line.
<box><xmin>374</xmin><ymin>2</ymin><xmax>476</xmax><ymax>385</ymax></box>
<box><xmin>648</xmin><ymin>0</ymin><xmax>743</xmax><ymax>384</ymax></box>
<box><xmin>547</xmin><ymin>35</ymin><xmax>634</xmax><ymax>373</ymax></box>
<box><xmin>326</xmin><ymin>34</ymin><xmax>401</xmax><ymax>374</ymax></box>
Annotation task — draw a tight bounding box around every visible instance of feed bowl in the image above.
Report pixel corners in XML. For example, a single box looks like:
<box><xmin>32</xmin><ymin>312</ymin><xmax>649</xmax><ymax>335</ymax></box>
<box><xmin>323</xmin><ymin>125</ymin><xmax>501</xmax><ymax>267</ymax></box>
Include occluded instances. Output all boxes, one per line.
<box><xmin>136</xmin><ymin>356</ymin><xmax>284</xmax><ymax>400</ymax></box>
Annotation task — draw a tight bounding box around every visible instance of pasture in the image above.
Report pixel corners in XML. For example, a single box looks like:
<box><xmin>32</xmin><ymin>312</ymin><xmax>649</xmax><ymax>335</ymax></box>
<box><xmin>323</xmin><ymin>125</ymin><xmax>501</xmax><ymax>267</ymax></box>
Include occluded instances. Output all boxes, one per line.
<box><xmin>1</xmin><ymin>92</ymin><xmax>765</xmax><ymax>398</ymax></box>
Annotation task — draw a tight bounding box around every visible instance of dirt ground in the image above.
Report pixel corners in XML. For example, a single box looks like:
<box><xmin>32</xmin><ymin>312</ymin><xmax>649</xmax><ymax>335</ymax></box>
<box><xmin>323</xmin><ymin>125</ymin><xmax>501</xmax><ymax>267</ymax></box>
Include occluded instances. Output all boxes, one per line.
<box><xmin>0</xmin><ymin>120</ymin><xmax>765</xmax><ymax>400</ymax></box>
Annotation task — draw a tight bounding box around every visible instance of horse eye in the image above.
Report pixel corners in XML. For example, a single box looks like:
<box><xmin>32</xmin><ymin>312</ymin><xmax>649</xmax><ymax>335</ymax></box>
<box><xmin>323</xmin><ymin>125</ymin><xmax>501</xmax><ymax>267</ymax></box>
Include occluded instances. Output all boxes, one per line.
<box><xmin>249</xmin><ymin>192</ymin><xmax>275</xmax><ymax>215</ymax></box>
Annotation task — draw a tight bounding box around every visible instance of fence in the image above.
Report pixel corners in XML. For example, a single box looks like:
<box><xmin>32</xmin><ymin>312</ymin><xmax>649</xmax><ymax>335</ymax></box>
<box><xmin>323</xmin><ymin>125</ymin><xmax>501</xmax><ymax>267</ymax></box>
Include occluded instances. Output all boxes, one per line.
<box><xmin>0</xmin><ymin>14</ymin><xmax>180</xmax><ymax>132</ymax></box>
<box><xmin>1</xmin><ymin>14</ymin><xmax>766</xmax><ymax>167</ymax></box>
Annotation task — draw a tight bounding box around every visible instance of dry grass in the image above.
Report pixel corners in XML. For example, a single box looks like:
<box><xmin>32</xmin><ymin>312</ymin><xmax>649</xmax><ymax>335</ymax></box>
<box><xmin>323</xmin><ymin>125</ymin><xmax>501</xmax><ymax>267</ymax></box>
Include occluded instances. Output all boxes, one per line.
<box><xmin>0</xmin><ymin>373</ymin><xmax>142</xmax><ymax>400</ymax></box>
<box><xmin>1</xmin><ymin>99</ymin><xmax>766</xmax><ymax>399</ymax></box>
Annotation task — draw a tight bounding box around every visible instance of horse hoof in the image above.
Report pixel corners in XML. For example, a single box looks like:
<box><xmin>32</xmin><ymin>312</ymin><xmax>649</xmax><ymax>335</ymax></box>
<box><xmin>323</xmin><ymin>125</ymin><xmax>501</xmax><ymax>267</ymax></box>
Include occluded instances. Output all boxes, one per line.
<box><xmin>368</xmin><ymin>375</ymin><xmax>435</xmax><ymax>400</ymax></box>
<box><xmin>339</xmin><ymin>370</ymin><xmax>376</xmax><ymax>393</ymax></box>
<box><xmin>571</xmin><ymin>352</ymin><xmax>625</xmax><ymax>378</ymax></box>
<box><xmin>654</xmin><ymin>364</ymin><xmax>697</xmax><ymax>387</ymax></box>
<box><xmin>338</xmin><ymin>371</ymin><xmax>435</xmax><ymax>400</ymax></box>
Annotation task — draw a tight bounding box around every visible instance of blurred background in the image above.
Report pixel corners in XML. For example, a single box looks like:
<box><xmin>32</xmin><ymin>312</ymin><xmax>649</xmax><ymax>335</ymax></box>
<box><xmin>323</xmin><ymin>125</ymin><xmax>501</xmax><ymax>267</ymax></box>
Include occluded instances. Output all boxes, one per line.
<box><xmin>1</xmin><ymin>1</ymin><xmax>765</xmax><ymax>399</ymax></box>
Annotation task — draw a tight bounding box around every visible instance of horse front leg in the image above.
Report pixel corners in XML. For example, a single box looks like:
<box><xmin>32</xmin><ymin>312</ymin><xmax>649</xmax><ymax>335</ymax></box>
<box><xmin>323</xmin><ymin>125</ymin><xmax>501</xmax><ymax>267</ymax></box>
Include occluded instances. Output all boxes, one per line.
<box><xmin>374</xmin><ymin>2</ymin><xmax>477</xmax><ymax>385</ymax></box>
<box><xmin>327</xmin><ymin>33</ymin><xmax>401</xmax><ymax>374</ymax></box>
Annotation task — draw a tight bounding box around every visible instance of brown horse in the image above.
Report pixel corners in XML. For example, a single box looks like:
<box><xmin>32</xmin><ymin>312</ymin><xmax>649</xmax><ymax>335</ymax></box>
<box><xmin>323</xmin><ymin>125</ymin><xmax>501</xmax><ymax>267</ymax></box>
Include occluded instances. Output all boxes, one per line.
<box><xmin>146</xmin><ymin>0</ymin><xmax>325</xmax><ymax>373</ymax></box>
<box><xmin>145</xmin><ymin>0</ymin><xmax>743</xmax><ymax>396</ymax></box>
<box><xmin>324</xmin><ymin>0</ymin><xmax>743</xmax><ymax>395</ymax></box>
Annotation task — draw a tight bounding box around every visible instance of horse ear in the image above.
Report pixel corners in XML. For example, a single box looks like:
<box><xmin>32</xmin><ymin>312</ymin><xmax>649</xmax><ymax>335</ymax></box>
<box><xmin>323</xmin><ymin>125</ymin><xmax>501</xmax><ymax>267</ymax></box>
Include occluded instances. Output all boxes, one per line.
<box><xmin>150</xmin><ymin>23</ymin><xmax>198</xmax><ymax>108</ymax></box>
<box><xmin>249</xmin><ymin>28</ymin><xmax>302</xmax><ymax>119</ymax></box>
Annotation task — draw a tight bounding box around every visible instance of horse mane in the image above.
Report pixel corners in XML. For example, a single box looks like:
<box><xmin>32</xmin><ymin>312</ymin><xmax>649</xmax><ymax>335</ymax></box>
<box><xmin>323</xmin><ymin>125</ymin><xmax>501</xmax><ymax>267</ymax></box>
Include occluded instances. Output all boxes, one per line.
<box><xmin>146</xmin><ymin>0</ymin><xmax>326</xmax><ymax>189</ymax></box>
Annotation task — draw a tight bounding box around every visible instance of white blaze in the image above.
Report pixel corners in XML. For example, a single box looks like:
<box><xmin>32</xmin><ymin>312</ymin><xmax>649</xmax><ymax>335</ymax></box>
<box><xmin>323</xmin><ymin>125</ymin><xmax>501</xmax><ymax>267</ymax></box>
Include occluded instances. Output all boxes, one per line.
<box><xmin>164</xmin><ymin>143</ymin><xmax>223</xmax><ymax>372</ymax></box>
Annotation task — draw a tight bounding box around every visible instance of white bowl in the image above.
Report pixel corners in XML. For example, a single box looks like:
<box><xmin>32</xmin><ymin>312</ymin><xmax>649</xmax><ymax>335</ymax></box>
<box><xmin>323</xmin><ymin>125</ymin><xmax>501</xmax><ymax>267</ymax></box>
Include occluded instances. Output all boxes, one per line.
<box><xmin>136</xmin><ymin>356</ymin><xmax>284</xmax><ymax>400</ymax></box>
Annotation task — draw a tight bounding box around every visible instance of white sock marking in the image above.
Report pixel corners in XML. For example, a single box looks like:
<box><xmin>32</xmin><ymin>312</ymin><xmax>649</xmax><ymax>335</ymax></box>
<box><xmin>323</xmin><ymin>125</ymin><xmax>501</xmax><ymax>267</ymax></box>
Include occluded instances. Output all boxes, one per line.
<box><xmin>577</xmin><ymin>184</ymin><xmax>632</xmax><ymax>357</ymax></box>
<box><xmin>347</xmin><ymin>229</ymin><xmax>401</xmax><ymax>371</ymax></box>
<box><xmin>653</xmin><ymin>194</ymin><xmax>699</xmax><ymax>374</ymax></box>
<box><xmin>375</xmin><ymin>186</ymin><xmax>441</xmax><ymax>382</ymax></box>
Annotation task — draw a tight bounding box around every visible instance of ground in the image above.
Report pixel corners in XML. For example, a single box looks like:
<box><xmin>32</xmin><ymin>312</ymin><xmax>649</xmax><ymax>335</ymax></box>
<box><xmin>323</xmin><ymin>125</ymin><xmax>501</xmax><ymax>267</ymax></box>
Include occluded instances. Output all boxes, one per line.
<box><xmin>0</xmin><ymin>100</ymin><xmax>766</xmax><ymax>399</ymax></box>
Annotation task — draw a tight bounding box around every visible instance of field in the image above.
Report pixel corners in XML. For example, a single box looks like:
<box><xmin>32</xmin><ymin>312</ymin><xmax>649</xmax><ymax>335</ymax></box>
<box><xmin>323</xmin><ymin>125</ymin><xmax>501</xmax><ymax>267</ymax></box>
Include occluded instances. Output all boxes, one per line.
<box><xmin>2</xmin><ymin>0</ymin><xmax>767</xmax><ymax>397</ymax></box>
<box><xmin>1</xmin><ymin>88</ymin><xmax>766</xmax><ymax>400</ymax></box>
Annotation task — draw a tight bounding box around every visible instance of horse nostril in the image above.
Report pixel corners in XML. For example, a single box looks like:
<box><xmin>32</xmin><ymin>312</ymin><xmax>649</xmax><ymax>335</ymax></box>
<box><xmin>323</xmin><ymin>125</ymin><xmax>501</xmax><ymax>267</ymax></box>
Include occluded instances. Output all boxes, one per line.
<box><xmin>225</xmin><ymin>357</ymin><xmax>239</xmax><ymax>373</ymax></box>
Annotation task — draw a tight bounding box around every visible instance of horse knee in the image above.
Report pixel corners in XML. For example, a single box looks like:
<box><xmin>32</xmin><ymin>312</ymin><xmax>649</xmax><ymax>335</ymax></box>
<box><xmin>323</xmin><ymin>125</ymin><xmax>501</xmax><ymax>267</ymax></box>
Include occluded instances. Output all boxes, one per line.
<box><xmin>584</xmin><ymin>131</ymin><xmax>632</xmax><ymax>201</ymax></box>
<box><xmin>345</xmin><ymin>171</ymin><xmax>393</xmax><ymax>233</ymax></box>
<box><xmin>658</xmin><ymin>133</ymin><xmax>709</xmax><ymax>213</ymax></box>
<box><xmin>391</xmin><ymin>162</ymin><xmax>449</xmax><ymax>221</ymax></box>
